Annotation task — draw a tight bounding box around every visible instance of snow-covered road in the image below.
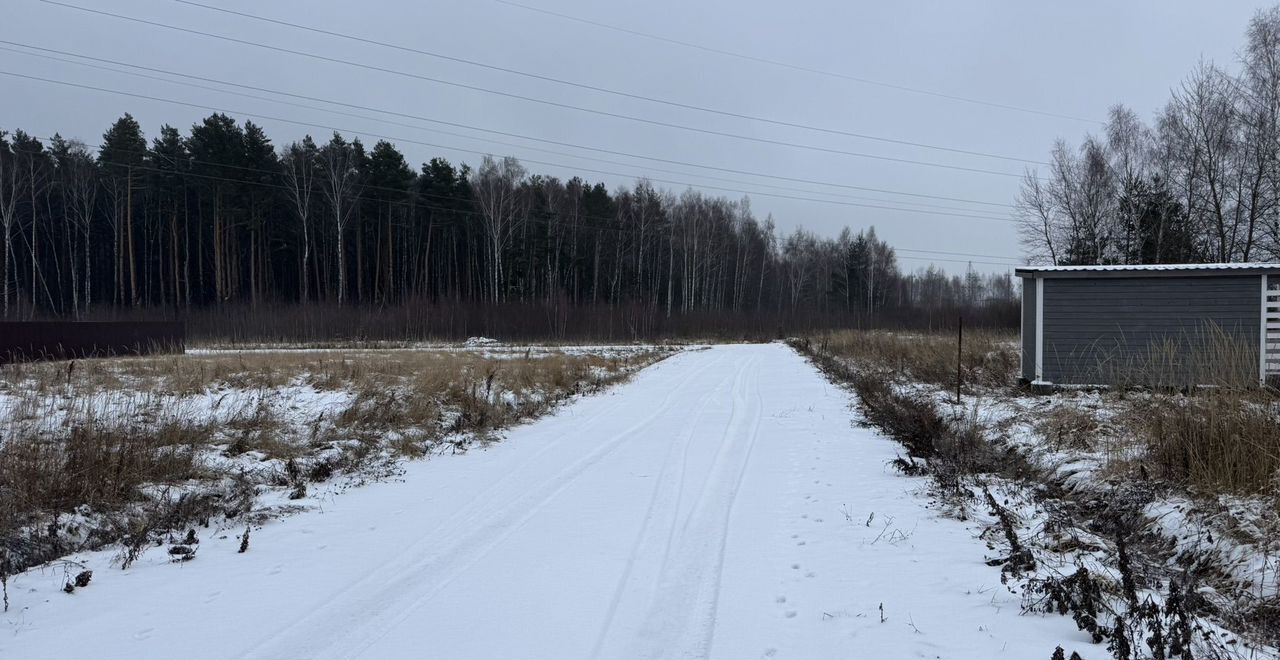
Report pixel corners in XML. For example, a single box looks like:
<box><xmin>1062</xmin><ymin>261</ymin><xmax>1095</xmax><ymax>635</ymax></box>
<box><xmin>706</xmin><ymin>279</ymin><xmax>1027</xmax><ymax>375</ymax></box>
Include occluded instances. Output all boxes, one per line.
<box><xmin>3</xmin><ymin>343</ymin><xmax>1087</xmax><ymax>659</ymax></box>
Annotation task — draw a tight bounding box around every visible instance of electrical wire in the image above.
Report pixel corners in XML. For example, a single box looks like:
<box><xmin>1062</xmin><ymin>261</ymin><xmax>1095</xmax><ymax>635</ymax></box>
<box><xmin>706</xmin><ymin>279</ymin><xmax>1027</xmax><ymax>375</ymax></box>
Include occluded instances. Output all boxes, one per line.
<box><xmin>37</xmin><ymin>0</ymin><xmax>1029</xmax><ymax>179</ymax></box>
<box><xmin>0</xmin><ymin>69</ymin><xmax>1021</xmax><ymax>223</ymax></box>
<box><xmin>490</xmin><ymin>0</ymin><xmax>1101</xmax><ymax>125</ymax></box>
<box><xmin>0</xmin><ymin>41</ymin><xmax>1017</xmax><ymax>209</ymax></box>
<box><xmin>171</xmin><ymin>0</ymin><xmax>1046</xmax><ymax>166</ymax></box>
<box><xmin>0</xmin><ymin>43</ymin><xmax>1017</xmax><ymax>216</ymax></box>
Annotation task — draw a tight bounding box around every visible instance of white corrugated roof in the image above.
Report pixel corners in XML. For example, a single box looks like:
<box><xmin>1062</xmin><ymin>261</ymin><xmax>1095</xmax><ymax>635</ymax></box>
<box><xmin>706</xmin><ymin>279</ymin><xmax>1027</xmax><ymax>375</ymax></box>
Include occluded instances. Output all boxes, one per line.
<box><xmin>1016</xmin><ymin>262</ymin><xmax>1280</xmax><ymax>273</ymax></box>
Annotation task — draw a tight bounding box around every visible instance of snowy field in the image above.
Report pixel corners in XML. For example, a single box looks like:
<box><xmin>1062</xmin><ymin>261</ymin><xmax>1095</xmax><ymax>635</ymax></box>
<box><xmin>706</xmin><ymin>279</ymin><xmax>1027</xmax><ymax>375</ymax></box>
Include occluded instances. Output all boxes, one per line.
<box><xmin>0</xmin><ymin>343</ymin><xmax>1092</xmax><ymax>659</ymax></box>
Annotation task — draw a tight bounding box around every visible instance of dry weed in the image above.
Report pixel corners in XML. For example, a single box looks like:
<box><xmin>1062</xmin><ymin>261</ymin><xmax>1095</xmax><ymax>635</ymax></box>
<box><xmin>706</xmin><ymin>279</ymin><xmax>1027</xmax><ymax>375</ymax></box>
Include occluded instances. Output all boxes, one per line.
<box><xmin>1126</xmin><ymin>390</ymin><xmax>1280</xmax><ymax>494</ymax></box>
<box><xmin>813</xmin><ymin>329</ymin><xmax>1019</xmax><ymax>391</ymax></box>
<box><xmin>1035</xmin><ymin>405</ymin><xmax>1101</xmax><ymax>451</ymax></box>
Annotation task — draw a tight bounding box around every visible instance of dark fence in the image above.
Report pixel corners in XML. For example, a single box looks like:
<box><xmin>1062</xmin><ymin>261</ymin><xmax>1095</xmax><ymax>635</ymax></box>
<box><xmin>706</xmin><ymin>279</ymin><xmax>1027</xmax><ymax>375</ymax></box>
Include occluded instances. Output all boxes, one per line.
<box><xmin>0</xmin><ymin>321</ymin><xmax>185</xmax><ymax>363</ymax></box>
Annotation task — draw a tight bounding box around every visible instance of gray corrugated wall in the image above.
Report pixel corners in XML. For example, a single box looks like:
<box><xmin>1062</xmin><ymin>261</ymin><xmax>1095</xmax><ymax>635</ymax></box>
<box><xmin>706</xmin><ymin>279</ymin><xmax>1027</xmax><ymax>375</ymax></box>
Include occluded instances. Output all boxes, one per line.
<box><xmin>1041</xmin><ymin>275</ymin><xmax>1260</xmax><ymax>385</ymax></box>
<box><xmin>1021</xmin><ymin>280</ymin><xmax>1037</xmax><ymax>381</ymax></box>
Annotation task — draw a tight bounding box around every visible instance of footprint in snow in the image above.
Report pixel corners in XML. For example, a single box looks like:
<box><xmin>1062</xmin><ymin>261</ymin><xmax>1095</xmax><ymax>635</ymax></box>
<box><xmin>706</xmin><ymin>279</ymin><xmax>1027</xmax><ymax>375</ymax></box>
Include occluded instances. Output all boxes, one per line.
<box><xmin>134</xmin><ymin>628</ymin><xmax>154</xmax><ymax>641</ymax></box>
<box><xmin>776</xmin><ymin>596</ymin><xmax>787</xmax><ymax>604</ymax></box>
<box><xmin>785</xmin><ymin>611</ymin><xmax>798</xmax><ymax>619</ymax></box>
<box><xmin>791</xmin><ymin>563</ymin><xmax>800</xmax><ymax>570</ymax></box>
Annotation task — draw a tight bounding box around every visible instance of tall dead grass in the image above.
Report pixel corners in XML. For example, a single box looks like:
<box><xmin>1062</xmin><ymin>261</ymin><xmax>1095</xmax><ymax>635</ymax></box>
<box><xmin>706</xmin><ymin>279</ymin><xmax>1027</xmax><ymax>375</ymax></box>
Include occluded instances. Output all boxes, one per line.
<box><xmin>0</xmin><ymin>401</ymin><xmax>211</xmax><ymax>582</ymax></box>
<box><xmin>1105</xmin><ymin>327</ymin><xmax>1280</xmax><ymax>493</ymax></box>
<box><xmin>1</xmin><ymin>421</ymin><xmax>207</xmax><ymax>516</ymax></box>
<box><xmin>811</xmin><ymin>328</ymin><xmax>1020</xmax><ymax>390</ymax></box>
<box><xmin>1126</xmin><ymin>391</ymin><xmax>1280</xmax><ymax>493</ymax></box>
<box><xmin>1099</xmin><ymin>322</ymin><xmax>1262</xmax><ymax>390</ymax></box>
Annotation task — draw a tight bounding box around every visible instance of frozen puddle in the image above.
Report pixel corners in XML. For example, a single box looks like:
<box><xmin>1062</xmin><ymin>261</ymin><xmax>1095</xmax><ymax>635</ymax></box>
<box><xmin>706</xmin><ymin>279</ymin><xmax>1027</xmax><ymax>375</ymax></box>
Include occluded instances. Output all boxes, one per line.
<box><xmin>2</xmin><ymin>344</ymin><xmax>1089</xmax><ymax>659</ymax></box>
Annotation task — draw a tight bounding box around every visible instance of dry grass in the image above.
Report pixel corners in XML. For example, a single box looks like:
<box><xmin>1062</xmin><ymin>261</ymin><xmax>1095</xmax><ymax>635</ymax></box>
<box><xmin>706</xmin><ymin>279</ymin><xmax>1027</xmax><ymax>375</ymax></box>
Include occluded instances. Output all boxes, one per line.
<box><xmin>811</xmin><ymin>328</ymin><xmax>1020</xmax><ymax>391</ymax></box>
<box><xmin>0</xmin><ymin>349</ymin><xmax>654</xmax><ymax>403</ymax></box>
<box><xmin>1</xmin><ymin>420</ymin><xmax>207</xmax><ymax>515</ymax></box>
<box><xmin>1124</xmin><ymin>390</ymin><xmax>1280</xmax><ymax>494</ymax></box>
<box><xmin>0</xmin><ymin>404</ymin><xmax>211</xmax><ymax>581</ymax></box>
<box><xmin>798</xmin><ymin>343</ymin><xmax>1017</xmax><ymax>481</ymax></box>
<box><xmin>1033</xmin><ymin>405</ymin><xmax>1101</xmax><ymax>452</ymax></box>
<box><xmin>1102</xmin><ymin>328</ymin><xmax>1280</xmax><ymax>493</ymax></box>
<box><xmin>0</xmin><ymin>345</ymin><xmax>667</xmax><ymax>578</ymax></box>
<box><xmin>803</xmin><ymin>328</ymin><xmax>1280</xmax><ymax>495</ymax></box>
<box><xmin>1099</xmin><ymin>322</ymin><xmax>1262</xmax><ymax>390</ymax></box>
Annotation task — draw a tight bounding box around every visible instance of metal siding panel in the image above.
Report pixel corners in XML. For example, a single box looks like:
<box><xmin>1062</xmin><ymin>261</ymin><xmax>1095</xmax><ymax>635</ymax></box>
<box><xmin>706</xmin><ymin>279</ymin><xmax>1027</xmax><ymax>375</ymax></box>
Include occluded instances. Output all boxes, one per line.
<box><xmin>1041</xmin><ymin>275</ymin><xmax>1261</xmax><ymax>384</ymax></box>
<box><xmin>1021</xmin><ymin>281</ymin><xmax>1036</xmax><ymax>381</ymax></box>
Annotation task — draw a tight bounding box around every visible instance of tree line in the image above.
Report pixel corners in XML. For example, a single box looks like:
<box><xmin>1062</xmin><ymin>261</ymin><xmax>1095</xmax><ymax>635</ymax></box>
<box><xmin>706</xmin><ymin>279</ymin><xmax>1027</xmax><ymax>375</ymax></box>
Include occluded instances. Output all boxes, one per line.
<box><xmin>1018</xmin><ymin>7</ymin><xmax>1280</xmax><ymax>266</ymax></box>
<box><xmin>0</xmin><ymin>113</ymin><xmax>1015</xmax><ymax>337</ymax></box>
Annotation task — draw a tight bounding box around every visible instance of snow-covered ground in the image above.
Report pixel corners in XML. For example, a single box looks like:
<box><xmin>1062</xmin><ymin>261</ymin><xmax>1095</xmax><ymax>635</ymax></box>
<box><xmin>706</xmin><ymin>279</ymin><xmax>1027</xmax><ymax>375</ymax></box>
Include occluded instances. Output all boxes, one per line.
<box><xmin>2</xmin><ymin>343</ymin><xmax>1089</xmax><ymax>659</ymax></box>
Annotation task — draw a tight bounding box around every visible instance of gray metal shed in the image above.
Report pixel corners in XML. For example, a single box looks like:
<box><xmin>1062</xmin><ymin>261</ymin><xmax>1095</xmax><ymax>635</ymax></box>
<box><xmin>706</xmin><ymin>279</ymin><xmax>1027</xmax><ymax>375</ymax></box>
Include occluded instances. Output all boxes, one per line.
<box><xmin>1016</xmin><ymin>263</ymin><xmax>1280</xmax><ymax>386</ymax></box>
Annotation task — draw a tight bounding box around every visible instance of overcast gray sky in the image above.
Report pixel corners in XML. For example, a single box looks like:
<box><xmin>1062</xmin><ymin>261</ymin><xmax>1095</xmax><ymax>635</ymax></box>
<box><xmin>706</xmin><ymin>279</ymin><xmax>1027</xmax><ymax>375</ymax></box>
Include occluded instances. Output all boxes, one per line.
<box><xmin>0</xmin><ymin>0</ymin><xmax>1271</xmax><ymax>274</ymax></box>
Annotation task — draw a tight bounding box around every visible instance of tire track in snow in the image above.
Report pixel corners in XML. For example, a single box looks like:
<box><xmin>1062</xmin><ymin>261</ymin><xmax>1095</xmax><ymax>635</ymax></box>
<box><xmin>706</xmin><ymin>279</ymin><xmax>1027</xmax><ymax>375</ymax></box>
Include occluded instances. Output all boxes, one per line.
<box><xmin>239</xmin><ymin>349</ymin><xmax>727</xmax><ymax>660</ymax></box>
<box><xmin>600</xmin><ymin>353</ymin><xmax>765</xmax><ymax>659</ymax></box>
<box><xmin>588</xmin><ymin>354</ymin><xmax>750</xmax><ymax>658</ymax></box>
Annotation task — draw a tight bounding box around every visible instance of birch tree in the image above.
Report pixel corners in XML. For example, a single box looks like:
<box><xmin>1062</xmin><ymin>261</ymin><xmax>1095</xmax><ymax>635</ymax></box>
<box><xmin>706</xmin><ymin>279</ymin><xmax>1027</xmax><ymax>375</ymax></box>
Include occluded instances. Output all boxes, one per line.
<box><xmin>319</xmin><ymin>133</ymin><xmax>363</xmax><ymax>304</ymax></box>
<box><xmin>282</xmin><ymin>137</ymin><xmax>318</xmax><ymax>302</ymax></box>
<box><xmin>471</xmin><ymin>155</ymin><xmax>526</xmax><ymax>303</ymax></box>
<box><xmin>0</xmin><ymin>132</ymin><xmax>20</xmax><ymax>317</ymax></box>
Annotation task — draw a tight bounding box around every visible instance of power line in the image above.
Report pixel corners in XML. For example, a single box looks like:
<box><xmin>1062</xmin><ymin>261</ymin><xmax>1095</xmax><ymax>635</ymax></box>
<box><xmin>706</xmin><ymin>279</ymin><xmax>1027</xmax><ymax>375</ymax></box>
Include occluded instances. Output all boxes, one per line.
<box><xmin>6</xmin><ymin>141</ymin><xmax>1022</xmax><ymax>266</ymax></box>
<box><xmin>892</xmin><ymin>247</ymin><xmax>1021</xmax><ymax>262</ymax></box>
<box><xmin>171</xmin><ymin>0</ymin><xmax>1046</xmax><ymax>167</ymax></box>
<box><xmin>0</xmin><ymin>44</ymin><xmax>1018</xmax><ymax>216</ymax></box>
<box><xmin>895</xmin><ymin>255</ymin><xmax>1017</xmax><ymax>268</ymax></box>
<box><xmin>0</xmin><ymin>40</ymin><xmax>1016</xmax><ymax>210</ymax></box>
<box><xmin>490</xmin><ymin>0</ymin><xmax>1102</xmax><ymax>126</ymax></box>
<box><xmin>38</xmin><ymin>0</ymin><xmax>1027</xmax><ymax>179</ymax></box>
<box><xmin>1</xmin><ymin>43</ymin><xmax>1016</xmax><ymax>217</ymax></box>
<box><xmin>0</xmin><ymin>70</ymin><xmax>1019</xmax><ymax>224</ymax></box>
